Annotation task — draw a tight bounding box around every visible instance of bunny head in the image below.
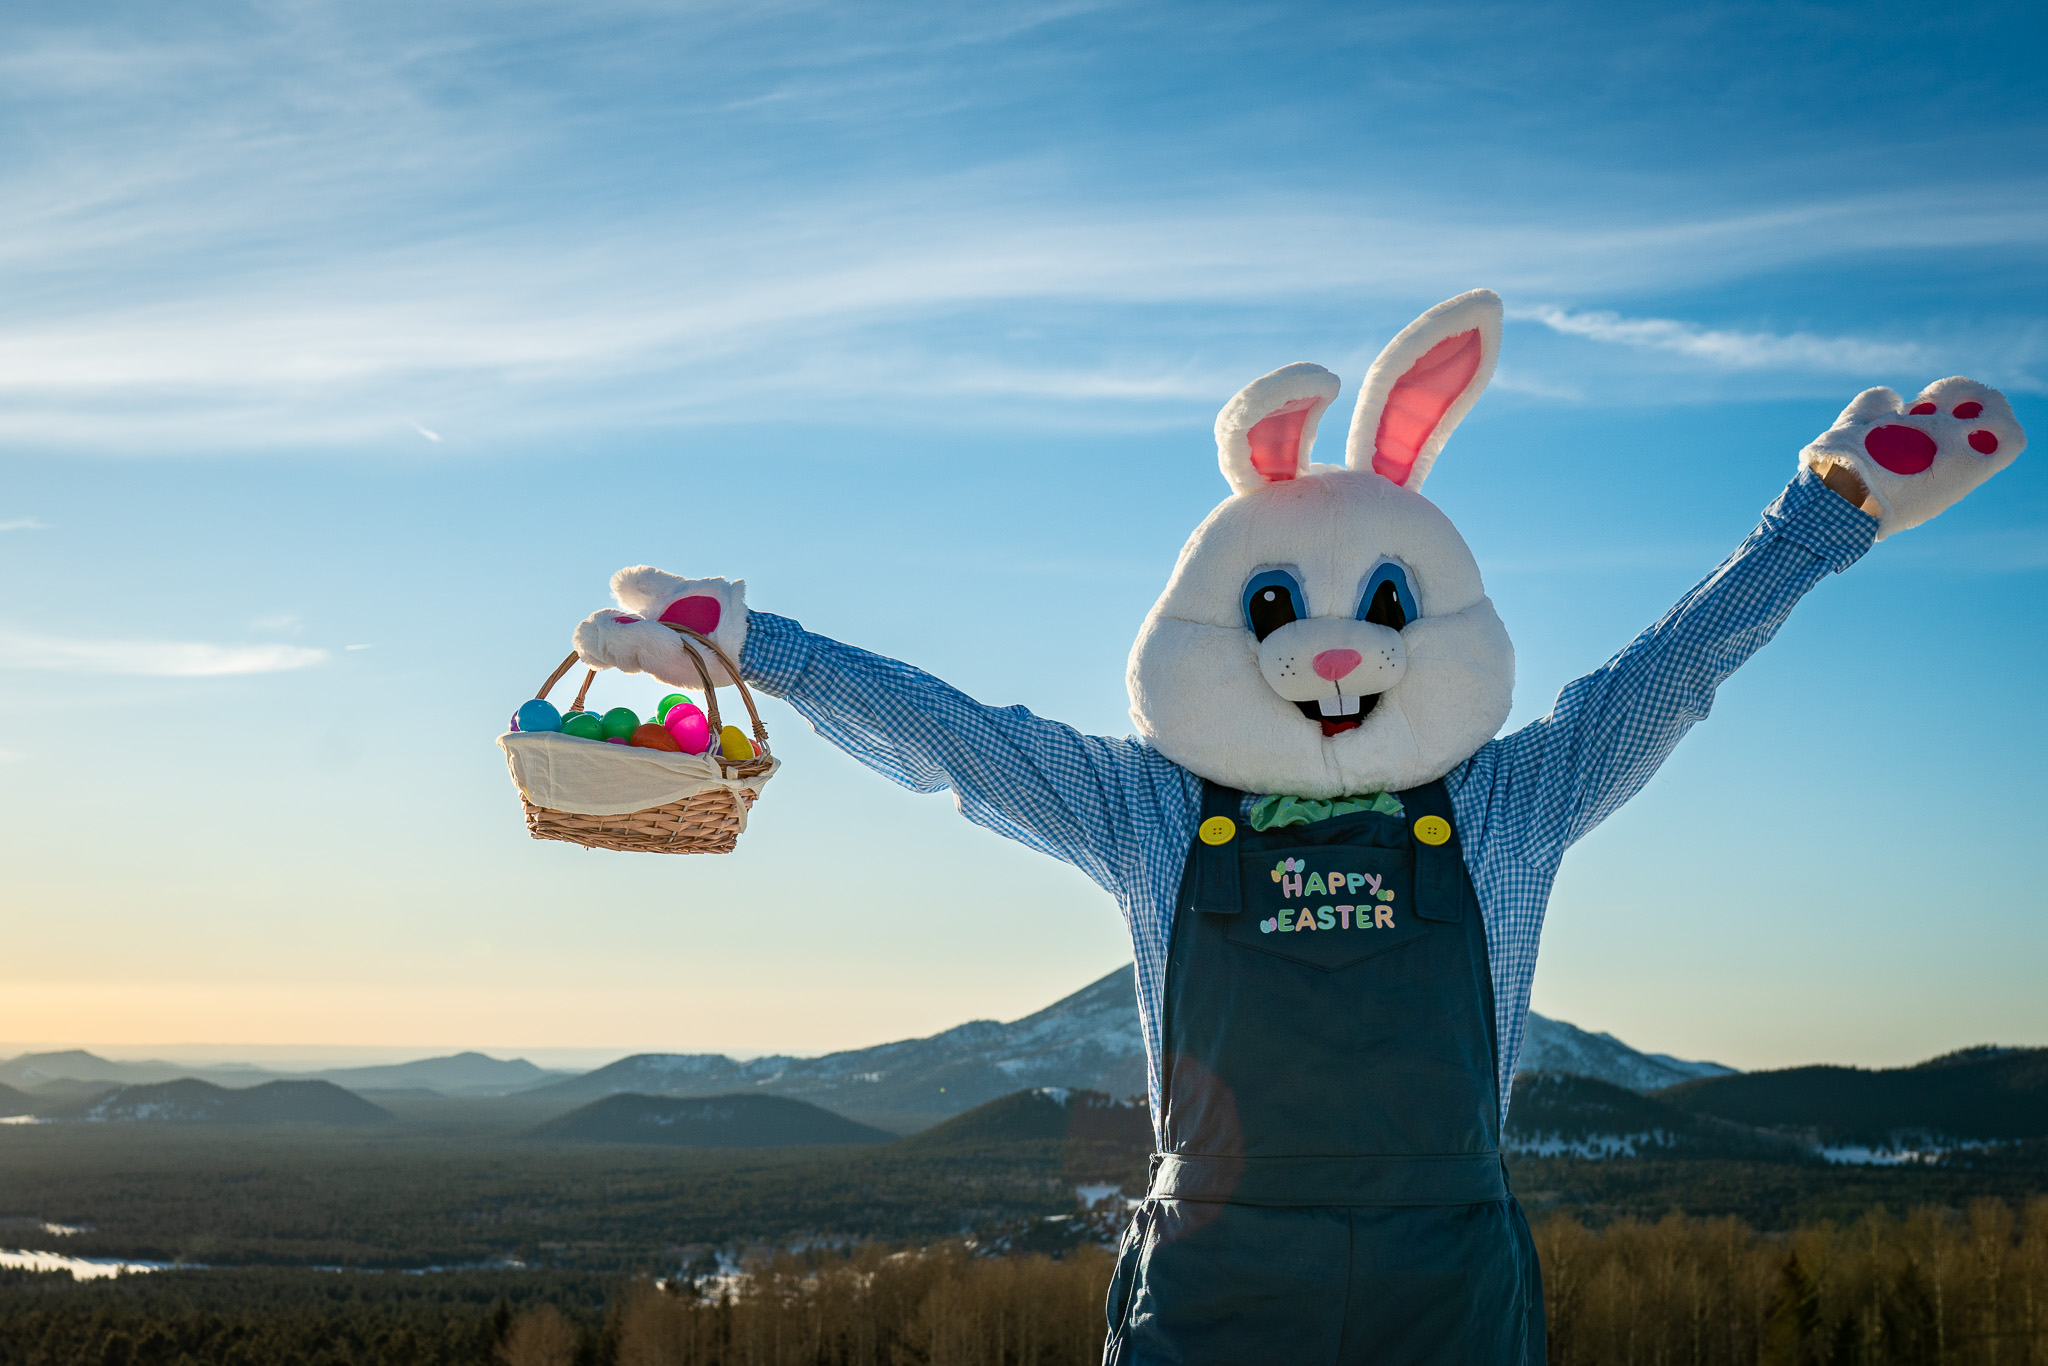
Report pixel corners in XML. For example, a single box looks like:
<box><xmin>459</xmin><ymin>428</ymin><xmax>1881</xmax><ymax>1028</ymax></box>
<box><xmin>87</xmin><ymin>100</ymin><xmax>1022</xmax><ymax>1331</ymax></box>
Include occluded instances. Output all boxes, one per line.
<box><xmin>1127</xmin><ymin>290</ymin><xmax>1515</xmax><ymax>799</ymax></box>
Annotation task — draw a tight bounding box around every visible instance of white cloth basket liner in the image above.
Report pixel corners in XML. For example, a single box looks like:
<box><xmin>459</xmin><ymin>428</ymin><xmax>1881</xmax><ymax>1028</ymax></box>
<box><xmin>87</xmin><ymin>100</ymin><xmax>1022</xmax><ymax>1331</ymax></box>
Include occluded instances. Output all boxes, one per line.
<box><xmin>498</xmin><ymin>731</ymin><xmax>779</xmax><ymax>821</ymax></box>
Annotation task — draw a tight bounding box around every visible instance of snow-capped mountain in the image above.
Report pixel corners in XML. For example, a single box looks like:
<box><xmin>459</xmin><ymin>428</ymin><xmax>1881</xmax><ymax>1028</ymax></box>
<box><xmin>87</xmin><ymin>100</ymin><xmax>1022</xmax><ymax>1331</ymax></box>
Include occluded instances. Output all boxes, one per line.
<box><xmin>1517</xmin><ymin>1013</ymin><xmax>1735</xmax><ymax>1091</ymax></box>
<box><xmin>527</xmin><ymin>966</ymin><xmax>1729</xmax><ymax>1131</ymax></box>
<box><xmin>526</xmin><ymin>968</ymin><xmax>1147</xmax><ymax>1131</ymax></box>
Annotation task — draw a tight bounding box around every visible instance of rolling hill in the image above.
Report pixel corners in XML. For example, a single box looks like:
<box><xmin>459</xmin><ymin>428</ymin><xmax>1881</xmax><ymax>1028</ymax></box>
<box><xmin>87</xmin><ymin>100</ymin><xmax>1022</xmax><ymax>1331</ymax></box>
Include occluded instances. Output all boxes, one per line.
<box><xmin>311</xmin><ymin>1052</ymin><xmax>564</xmax><ymax>1095</ymax></box>
<box><xmin>520</xmin><ymin>966</ymin><xmax>1733</xmax><ymax>1131</ymax></box>
<box><xmin>903</xmin><ymin>1087</ymin><xmax>1152</xmax><ymax>1149</ymax></box>
<box><xmin>0</xmin><ymin>1050</ymin><xmax>183</xmax><ymax>1088</ymax></box>
<box><xmin>528</xmin><ymin>1093</ymin><xmax>894</xmax><ymax>1146</ymax></box>
<box><xmin>41</xmin><ymin>1079</ymin><xmax>391</xmax><ymax>1125</ymax></box>
<box><xmin>1505</xmin><ymin>1073</ymin><xmax>1808</xmax><ymax>1160</ymax></box>
<box><xmin>0</xmin><ymin>1081</ymin><xmax>35</xmax><ymax>1118</ymax></box>
<box><xmin>1660</xmin><ymin>1046</ymin><xmax>2048</xmax><ymax>1152</ymax></box>
<box><xmin>523</xmin><ymin>967</ymin><xmax>1148</xmax><ymax>1130</ymax></box>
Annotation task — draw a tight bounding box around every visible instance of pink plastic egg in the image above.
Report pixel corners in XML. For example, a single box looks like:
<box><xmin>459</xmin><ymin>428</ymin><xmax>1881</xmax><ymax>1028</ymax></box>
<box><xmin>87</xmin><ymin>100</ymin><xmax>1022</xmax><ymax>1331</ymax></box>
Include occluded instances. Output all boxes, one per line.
<box><xmin>664</xmin><ymin>703</ymin><xmax>711</xmax><ymax>754</ymax></box>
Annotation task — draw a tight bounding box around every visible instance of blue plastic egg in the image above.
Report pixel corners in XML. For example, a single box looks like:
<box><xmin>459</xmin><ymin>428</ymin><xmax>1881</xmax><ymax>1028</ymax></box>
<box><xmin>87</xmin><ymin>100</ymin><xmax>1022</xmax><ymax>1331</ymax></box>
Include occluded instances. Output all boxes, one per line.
<box><xmin>514</xmin><ymin>699</ymin><xmax>562</xmax><ymax>733</ymax></box>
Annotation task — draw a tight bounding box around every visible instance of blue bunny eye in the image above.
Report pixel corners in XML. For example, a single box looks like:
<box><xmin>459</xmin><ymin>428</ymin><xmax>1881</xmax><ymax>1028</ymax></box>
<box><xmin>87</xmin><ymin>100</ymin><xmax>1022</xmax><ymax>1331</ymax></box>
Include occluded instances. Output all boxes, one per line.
<box><xmin>1357</xmin><ymin>562</ymin><xmax>1417</xmax><ymax>630</ymax></box>
<box><xmin>1242</xmin><ymin>569</ymin><xmax>1307</xmax><ymax>641</ymax></box>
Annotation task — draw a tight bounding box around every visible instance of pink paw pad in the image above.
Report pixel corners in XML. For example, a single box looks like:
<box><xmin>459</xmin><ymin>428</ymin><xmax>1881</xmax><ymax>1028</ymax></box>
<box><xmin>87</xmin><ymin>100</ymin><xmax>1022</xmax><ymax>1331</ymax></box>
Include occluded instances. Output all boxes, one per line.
<box><xmin>1864</xmin><ymin>425</ymin><xmax>1937</xmax><ymax>475</ymax></box>
<box><xmin>1953</xmin><ymin>401</ymin><xmax>1984</xmax><ymax>419</ymax></box>
<box><xmin>659</xmin><ymin>595</ymin><xmax>722</xmax><ymax>634</ymax></box>
<box><xmin>1969</xmin><ymin>430</ymin><xmax>1999</xmax><ymax>454</ymax></box>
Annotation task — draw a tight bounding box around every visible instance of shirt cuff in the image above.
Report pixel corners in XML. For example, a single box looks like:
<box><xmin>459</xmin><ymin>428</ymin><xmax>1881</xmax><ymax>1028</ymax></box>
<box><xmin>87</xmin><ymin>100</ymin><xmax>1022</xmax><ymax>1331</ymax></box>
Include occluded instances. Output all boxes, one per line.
<box><xmin>1761</xmin><ymin>465</ymin><xmax>1877</xmax><ymax>574</ymax></box>
<box><xmin>738</xmin><ymin>611</ymin><xmax>814</xmax><ymax>697</ymax></box>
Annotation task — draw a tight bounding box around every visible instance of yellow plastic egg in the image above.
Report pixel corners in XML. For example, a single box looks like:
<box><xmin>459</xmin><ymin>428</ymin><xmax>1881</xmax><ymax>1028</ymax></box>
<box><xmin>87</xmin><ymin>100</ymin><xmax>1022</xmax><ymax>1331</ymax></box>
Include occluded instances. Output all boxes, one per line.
<box><xmin>718</xmin><ymin>725</ymin><xmax>755</xmax><ymax>760</ymax></box>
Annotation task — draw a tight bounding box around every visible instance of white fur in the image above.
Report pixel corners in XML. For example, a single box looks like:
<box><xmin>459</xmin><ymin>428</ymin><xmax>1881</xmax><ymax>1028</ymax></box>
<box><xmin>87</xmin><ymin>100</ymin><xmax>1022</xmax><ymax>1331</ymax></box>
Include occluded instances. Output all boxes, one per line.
<box><xmin>1345</xmin><ymin>288</ymin><xmax>1502</xmax><ymax>491</ymax></box>
<box><xmin>1258</xmin><ymin>617</ymin><xmax>1404</xmax><ymax>703</ymax></box>
<box><xmin>573</xmin><ymin>609</ymin><xmax>724</xmax><ymax>690</ymax></box>
<box><xmin>1128</xmin><ymin>466</ymin><xmax>1514</xmax><ymax>798</ymax></box>
<box><xmin>607</xmin><ymin>568</ymin><xmax>750</xmax><ymax>685</ymax></box>
<box><xmin>1215</xmin><ymin>362</ymin><xmax>1342</xmax><ymax>493</ymax></box>
<box><xmin>1799</xmin><ymin>378</ymin><xmax>2025</xmax><ymax>539</ymax></box>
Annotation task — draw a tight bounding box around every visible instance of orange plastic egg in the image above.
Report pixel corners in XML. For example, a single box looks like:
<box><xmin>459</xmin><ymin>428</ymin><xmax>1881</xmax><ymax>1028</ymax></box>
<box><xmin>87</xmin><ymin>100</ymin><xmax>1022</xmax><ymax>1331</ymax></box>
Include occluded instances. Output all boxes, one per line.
<box><xmin>629</xmin><ymin>722</ymin><xmax>683</xmax><ymax>752</ymax></box>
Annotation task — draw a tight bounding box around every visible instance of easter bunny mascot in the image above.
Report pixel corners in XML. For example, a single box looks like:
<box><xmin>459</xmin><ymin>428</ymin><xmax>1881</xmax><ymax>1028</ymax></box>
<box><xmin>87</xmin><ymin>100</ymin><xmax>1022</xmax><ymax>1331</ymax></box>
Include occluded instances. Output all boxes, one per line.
<box><xmin>575</xmin><ymin>291</ymin><xmax>2023</xmax><ymax>1365</ymax></box>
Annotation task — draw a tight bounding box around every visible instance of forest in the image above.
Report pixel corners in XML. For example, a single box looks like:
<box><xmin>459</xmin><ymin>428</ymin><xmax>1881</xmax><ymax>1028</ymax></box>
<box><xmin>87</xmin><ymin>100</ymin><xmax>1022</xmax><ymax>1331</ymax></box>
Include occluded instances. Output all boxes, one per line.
<box><xmin>6</xmin><ymin>1198</ymin><xmax>2048</xmax><ymax>1365</ymax></box>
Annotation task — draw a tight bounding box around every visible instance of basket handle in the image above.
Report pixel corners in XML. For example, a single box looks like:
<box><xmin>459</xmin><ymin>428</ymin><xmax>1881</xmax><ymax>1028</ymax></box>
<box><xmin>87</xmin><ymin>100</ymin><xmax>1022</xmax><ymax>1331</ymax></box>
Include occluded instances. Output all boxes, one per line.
<box><xmin>659</xmin><ymin>623</ymin><xmax>772</xmax><ymax>760</ymax></box>
<box><xmin>530</xmin><ymin>625</ymin><xmax>771</xmax><ymax>762</ymax></box>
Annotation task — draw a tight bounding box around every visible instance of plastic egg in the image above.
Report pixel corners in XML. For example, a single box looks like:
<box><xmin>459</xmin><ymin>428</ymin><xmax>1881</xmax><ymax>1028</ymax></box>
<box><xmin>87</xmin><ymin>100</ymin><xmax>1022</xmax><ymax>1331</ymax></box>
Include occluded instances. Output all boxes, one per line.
<box><xmin>604</xmin><ymin>736</ymin><xmax>629</xmax><ymax>745</ymax></box>
<box><xmin>514</xmin><ymin>699</ymin><xmax>562</xmax><ymax>734</ymax></box>
<box><xmin>600</xmin><ymin>707</ymin><xmax>641</xmax><ymax>740</ymax></box>
<box><xmin>655</xmin><ymin>693</ymin><xmax>693</xmax><ymax>723</ymax></box>
<box><xmin>629</xmin><ymin>722</ymin><xmax>683</xmax><ymax>752</ymax></box>
<box><xmin>664</xmin><ymin>704</ymin><xmax>711</xmax><ymax>755</ymax></box>
<box><xmin>718</xmin><ymin>725</ymin><xmax>755</xmax><ymax>760</ymax></box>
<box><xmin>561</xmin><ymin>711</ymin><xmax>605</xmax><ymax>740</ymax></box>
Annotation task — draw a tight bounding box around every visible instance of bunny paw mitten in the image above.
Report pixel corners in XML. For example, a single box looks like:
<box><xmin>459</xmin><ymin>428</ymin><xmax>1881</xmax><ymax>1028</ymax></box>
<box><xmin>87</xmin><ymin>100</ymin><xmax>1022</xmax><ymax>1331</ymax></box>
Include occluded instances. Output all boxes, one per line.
<box><xmin>574</xmin><ymin>568</ymin><xmax>750</xmax><ymax>687</ymax></box>
<box><xmin>1801</xmin><ymin>378</ymin><xmax>2024</xmax><ymax>539</ymax></box>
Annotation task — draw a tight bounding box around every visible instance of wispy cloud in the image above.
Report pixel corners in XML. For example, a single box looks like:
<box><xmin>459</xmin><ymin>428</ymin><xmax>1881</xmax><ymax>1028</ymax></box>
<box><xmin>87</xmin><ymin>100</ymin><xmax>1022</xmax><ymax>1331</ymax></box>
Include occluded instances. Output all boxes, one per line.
<box><xmin>1516</xmin><ymin>305</ymin><xmax>1929</xmax><ymax>373</ymax></box>
<box><xmin>0</xmin><ymin>518</ymin><xmax>49</xmax><ymax>531</ymax></box>
<box><xmin>0</xmin><ymin>630</ymin><xmax>329</xmax><ymax>676</ymax></box>
<box><xmin>0</xmin><ymin>2</ymin><xmax>2040</xmax><ymax>451</ymax></box>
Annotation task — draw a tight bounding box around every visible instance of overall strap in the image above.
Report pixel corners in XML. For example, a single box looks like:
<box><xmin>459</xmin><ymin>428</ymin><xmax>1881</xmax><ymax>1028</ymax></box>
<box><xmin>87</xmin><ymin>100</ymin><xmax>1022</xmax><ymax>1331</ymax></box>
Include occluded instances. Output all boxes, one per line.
<box><xmin>1400</xmin><ymin>778</ymin><xmax>1465</xmax><ymax>924</ymax></box>
<box><xmin>1189</xmin><ymin>781</ymin><xmax>1244</xmax><ymax>916</ymax></box>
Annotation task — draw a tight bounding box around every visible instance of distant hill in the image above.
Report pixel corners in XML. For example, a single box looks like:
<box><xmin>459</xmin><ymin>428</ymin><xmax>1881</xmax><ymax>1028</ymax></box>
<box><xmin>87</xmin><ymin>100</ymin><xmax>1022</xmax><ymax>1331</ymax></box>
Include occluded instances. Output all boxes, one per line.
<box><xmin>1506</xmin><ymin>1073</ymin><xmax>1807</xmax><ymax>1160</ymax></box>
<box><xmin>1519</xmin><ymin>1015</ymin><xmax>1734</xmax><ymax>1091</ymax></box>
<box><xmin>42</xmin><ymin>1078</ymin><xmax>391</xmax><ymax>1125</ymax></box>
<box><xmin>901</xmin><ymin>1086</ymin><xmax>1154</xmax><ymax>1189</ymax></box>
<box><xmin>310</xmin><ymin>1052</ymin><xmax>563</xmax><ymax>1095</ymax></box>
<box><xmin>1</xmin><ymin>973</ymin><xmax>1735</xmax><ymax>1127</ymax></box>
<box><xmin>0</xmin><ymin>1049</ymin><xmax>566</xmax><ymax>1097</ymax></box>
<box><xmin>525</xmin><ymin>966</ymin><xmax>1732</xmax><ymax>1132</ymax></box>
<box><xmin>0</xmin><ymin>1081</ymin><xmax>34</xmax><ymax>1118</ymax></box>
<box><xmin>904</xmin><ymin>1087</ymin><xmax>1152</xmax><ymax>1149</ymax></box>
<box><xmin>1661</xmin><ymin>1047</ymin><xmax>2048</xmax><ymax>1151</ymax></box>
<box><xmin>0</xmin><ymin>1050</ymin><xmax>188</xmax><ymax>1088</ymax></box>
<box><xmin>529</xmin><ymin>1093</ymin><xmax>893</xmax><ymax>1147</ymax></box>
<box><xmin>525</xmin><ymin>967</ymin><xmax>1148</xmax><ymax>1130</ymax></box>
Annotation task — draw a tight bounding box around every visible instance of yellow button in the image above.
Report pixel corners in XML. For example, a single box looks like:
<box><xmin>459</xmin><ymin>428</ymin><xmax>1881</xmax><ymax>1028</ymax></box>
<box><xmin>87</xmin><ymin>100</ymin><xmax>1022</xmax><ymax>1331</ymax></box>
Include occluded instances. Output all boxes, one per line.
<box><xmin>1198</xmin><ymin>816</ymin><xmax>1237</xmax><ymax>846</ymax></box>
<box><xmin>1414</xmin><ymin>815</ymin><xmax>1452</xmax><ymax>846</ymax></box>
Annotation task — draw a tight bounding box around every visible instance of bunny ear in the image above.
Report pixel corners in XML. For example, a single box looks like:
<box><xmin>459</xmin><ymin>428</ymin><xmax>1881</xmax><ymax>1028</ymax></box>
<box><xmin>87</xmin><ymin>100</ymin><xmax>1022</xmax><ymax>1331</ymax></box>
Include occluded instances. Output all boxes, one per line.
<box><xmin>1345</xmin><ymin>289</ymin><xmax>1501</xmax><ymax>490</ymax></box>
<box><xmin>1216</xmin><ymin>362</ymin><xmax>1343</xmax><ymax>494</ymax></box>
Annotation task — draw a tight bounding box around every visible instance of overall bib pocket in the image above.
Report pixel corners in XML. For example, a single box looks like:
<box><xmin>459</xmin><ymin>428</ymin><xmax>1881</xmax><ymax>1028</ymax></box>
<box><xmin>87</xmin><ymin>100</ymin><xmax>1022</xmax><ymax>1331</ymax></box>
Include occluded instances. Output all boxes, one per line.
<box><xmin>1225</xmin><ymin>843</ymin><xmax>1427</xmax><ymax>971</ymax></box>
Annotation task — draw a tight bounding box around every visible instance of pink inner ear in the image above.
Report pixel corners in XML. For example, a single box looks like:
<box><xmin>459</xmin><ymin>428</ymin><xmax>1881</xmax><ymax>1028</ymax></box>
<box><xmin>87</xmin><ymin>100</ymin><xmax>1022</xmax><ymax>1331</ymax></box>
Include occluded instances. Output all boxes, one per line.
<box><xmin>1371</xmin><ymin>329</ymin><xmax>1484</xmax><ymax>485</ymax></box>
<box><xmin>659</xmin><ymin>595</ymin><xmax>722</xmax><ymax>634</ymax></box>
<box><xmin>1246</xmin><ymin>397</ymin><xmax>1323</xmax><ymax>482</ymax></box>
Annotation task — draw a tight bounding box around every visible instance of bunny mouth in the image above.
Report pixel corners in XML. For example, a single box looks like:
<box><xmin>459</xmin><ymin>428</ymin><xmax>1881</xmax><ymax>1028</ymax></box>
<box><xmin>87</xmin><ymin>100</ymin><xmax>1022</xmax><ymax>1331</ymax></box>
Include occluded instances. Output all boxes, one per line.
<box><xmin>1296</xmin><ymin>693</ymin><xmax>1378</xmax><ymax>737</ymax></box>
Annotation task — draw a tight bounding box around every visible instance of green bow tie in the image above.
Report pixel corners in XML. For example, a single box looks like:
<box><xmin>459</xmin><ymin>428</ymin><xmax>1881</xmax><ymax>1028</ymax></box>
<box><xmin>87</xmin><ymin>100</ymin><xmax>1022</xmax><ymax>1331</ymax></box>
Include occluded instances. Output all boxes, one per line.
<box><xmin>1247</xmin><ymin>791</ymin><xmax>1406</xmax><ymax>831</ymax></box>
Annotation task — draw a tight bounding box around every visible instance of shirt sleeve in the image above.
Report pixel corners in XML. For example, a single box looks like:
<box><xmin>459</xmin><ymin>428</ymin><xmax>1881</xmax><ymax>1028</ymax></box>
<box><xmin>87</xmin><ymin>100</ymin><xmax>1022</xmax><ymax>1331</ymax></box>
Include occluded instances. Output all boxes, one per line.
<box><xmin>738</xmin><ymin>611</ymin><xmax>1186</xmax><ymax>897</ymax></box>
<box><xmin>1452</xmin><ymin>467</ymin><xmax>1877</xmax><ymax>867</ymax></box>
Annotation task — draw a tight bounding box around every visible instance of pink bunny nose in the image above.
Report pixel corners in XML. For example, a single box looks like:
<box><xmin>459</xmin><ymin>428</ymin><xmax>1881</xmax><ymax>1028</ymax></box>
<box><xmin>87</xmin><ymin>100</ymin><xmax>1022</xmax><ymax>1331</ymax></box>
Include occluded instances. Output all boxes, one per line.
<box><xmin>1312</xmin><ymin>649</ymin><xmax>1363</xmax><ymax>681</ymax></box>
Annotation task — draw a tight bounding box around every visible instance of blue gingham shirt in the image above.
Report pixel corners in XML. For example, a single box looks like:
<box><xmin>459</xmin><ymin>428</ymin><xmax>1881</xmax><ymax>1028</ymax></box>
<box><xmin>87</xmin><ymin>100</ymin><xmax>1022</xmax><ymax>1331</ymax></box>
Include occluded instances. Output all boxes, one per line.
<box><xmin>742</xmin><ymin>470</ymin><xmax>1874</xmax><ymax>1129</ymax></box>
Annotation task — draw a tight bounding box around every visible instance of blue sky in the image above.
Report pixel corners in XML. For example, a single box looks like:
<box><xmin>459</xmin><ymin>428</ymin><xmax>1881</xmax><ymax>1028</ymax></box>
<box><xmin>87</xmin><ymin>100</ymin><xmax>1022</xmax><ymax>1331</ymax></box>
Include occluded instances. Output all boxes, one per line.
<box><xmin>2</xmin><ymin>0</ymin><xmax>2043</xmax><ymax>1069</ymax></box>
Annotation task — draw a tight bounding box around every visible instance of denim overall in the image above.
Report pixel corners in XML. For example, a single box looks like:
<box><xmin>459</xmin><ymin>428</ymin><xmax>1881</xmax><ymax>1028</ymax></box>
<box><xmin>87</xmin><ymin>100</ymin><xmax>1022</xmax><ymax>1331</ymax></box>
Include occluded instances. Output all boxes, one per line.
<box><xmin>1103</xmin><ymin>780</ymin><xmax>1545</xmax><ymax>1365</ymax></box>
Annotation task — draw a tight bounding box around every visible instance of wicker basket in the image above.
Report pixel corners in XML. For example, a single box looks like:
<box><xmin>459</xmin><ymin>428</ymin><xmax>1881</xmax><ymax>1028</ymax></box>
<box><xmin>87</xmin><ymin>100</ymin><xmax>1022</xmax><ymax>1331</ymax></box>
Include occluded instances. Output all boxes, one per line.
<box><xmin>508</xmin><ymin>623</ymin><xmax>774</xmax><ymax>854</ymax></box>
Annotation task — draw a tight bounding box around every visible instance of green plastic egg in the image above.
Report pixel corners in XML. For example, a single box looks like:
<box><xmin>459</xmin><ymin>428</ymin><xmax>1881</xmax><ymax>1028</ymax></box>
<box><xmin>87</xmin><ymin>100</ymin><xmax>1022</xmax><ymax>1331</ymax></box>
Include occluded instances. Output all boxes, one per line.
<box><xmin>600</xmin><ymin>707</ymin><xmax>641</xmax><ymax>740</ymax></box>
<box><xmin>561</xmin><ymin>711</ymin><xmax>605</xmax><ymax>740</ymax></box>
<box><xmin>656</xmin><ymin>693</ymin><xmax>693</xmax><ymax>723</ymax></box>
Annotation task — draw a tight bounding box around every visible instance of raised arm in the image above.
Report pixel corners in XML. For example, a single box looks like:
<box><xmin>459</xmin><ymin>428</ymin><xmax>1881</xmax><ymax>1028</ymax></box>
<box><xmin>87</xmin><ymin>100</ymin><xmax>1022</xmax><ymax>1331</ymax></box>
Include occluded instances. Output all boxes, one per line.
<box><xmin>568</xmin><ymin>566</ymin><xmax>1193</xmax><ymax>895</ymax></box>
<box><xmin>1457</xmin><ymin>467</ymin><xmax>1873</xmax><ymax>864</ymax></box>
<box><xmin>1456</xmin><ymin>376</ymin><xmax>2023</xmax><ymax>866</ymax></box>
